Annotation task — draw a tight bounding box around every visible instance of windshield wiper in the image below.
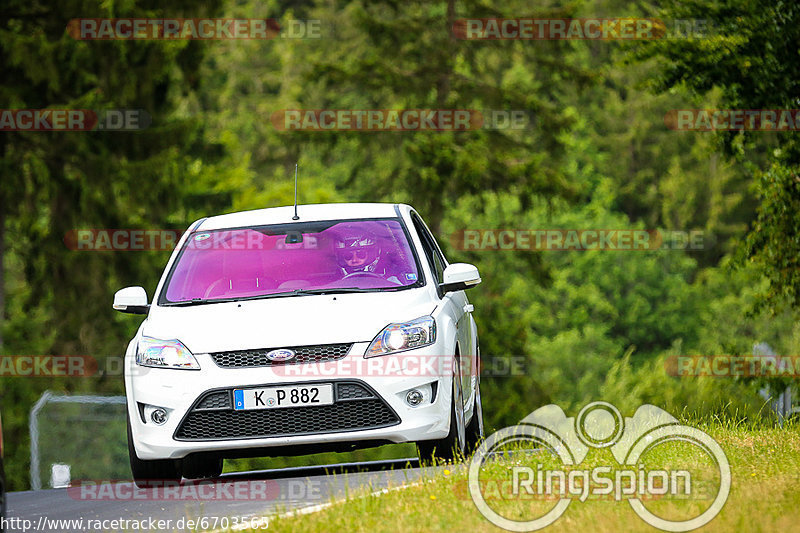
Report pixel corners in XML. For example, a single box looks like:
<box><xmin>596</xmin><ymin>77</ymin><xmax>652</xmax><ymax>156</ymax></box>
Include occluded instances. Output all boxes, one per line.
<box><xmin>289</xmin><ymin>288</ymin><xmax>383</xmax><ymax>295</ymax></box>
<box><xmin>162</xmin><ymin>287</ymin><xmax>392</xmax><ymax>307</ymax></box>
<box><xmin>161</xmin><ymin>297</ymin><xmax>246</xmax><ymax>307</ymax></box>
<box><xmin>162</xmin><ymin>292</ymin><xmax>299</xmax><ymax>306</ymax></box>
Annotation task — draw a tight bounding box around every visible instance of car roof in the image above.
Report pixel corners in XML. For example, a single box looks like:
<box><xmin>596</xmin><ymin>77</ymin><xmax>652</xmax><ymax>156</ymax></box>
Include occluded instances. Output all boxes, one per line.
<box><xmin>195</xmin><ymin>203</ymin><xmax>412</xmax><ymax>231</ymax></box>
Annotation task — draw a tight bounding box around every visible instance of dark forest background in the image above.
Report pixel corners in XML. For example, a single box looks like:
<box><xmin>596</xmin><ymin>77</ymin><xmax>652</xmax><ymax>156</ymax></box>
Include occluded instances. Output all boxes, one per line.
<box><xmin>1</xmin><ymin>0</ymin><xmax>798</xmax><ymax>489</ymax></box>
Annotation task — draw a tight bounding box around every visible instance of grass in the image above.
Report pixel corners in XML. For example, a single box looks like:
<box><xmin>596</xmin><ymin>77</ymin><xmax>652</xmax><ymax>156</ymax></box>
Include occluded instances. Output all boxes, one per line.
<box><xmin>242</xmin><ymin>420</ymin><xmax>800</xmax><ymax>532</ymax></box>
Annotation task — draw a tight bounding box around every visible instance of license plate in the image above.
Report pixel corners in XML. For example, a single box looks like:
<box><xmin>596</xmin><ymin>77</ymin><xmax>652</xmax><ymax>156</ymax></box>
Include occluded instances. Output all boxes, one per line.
<box><xmin>233</xmin><ymin>384</ymin><xmax>334</xmax><ymax>410</ymax></box>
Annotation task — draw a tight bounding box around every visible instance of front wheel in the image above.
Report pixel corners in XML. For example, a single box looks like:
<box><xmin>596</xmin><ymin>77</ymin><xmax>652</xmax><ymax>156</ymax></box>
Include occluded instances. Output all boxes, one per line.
<box><xmin>465</xmin><ymin>377</ymin><xmax>485</xmax><ymax>454</ymax></box>
<box><xmin>417</xmin><ymin>372</ymin><xmax>466</xmax><ymax>464</ymax></box>
<box><xmin>127</xmin><ymin>415</ymin><xmax>182</xmax><ymax>488</ymax></box>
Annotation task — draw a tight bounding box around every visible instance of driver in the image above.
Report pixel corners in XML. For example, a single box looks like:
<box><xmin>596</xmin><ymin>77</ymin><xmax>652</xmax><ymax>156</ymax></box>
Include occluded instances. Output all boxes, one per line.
<box><xmin>334</xmin><ymin>229</ymin><xmax>401</xmax><ymax>284</ymax></box>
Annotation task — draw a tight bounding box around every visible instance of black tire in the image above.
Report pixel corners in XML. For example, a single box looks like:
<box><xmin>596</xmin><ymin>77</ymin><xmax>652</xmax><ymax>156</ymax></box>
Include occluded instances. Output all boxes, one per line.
<box><xmin>127</xmin><ymin>415</ymin><xmax>182</xmax><ymax>488</ymax></box>
<box><xmin>465</xmin><ymin>377</ymin><xmax>485</xmax><ymax>455</ymax></box>
<box><xmin>182</xmin><ymin>454</ymin><xmax>223</xmax><ymax>480</ymax></box>
<box><xmin>417</xmin><ymin>371</ymin><xmax>466</xmax><ymax>464</ymax></box>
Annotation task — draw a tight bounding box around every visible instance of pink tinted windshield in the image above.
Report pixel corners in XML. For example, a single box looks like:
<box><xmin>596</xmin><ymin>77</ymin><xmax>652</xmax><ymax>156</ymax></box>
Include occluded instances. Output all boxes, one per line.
<box><xmin>163</xmin><ymin>219</ymin><xmax>420</xmax><ymax>302</ymax></box>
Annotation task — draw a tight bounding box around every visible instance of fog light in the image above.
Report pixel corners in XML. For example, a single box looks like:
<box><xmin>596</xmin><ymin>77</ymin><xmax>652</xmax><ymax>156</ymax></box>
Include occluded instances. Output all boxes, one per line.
<box><xmin>151</xmin><ymin>408</ymin><xmax>168</xmax><ymax>425</ymax></box>
<box><xmin>406</xmin><ymin>389</ymin><xmax>424</xmax><ymax>406</ymax></box>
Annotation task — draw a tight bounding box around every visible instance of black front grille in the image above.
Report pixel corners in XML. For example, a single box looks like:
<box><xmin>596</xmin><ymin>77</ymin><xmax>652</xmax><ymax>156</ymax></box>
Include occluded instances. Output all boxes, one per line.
<box><xmin>175</xmin><ymin>381</ymin><xmax>400</xmax><ymax>441</ymax></box>
<box><xmin>210</xmin><ymin>343</ymin><xmax>353</xmax><ymax>368</ymax></box>
<box><xmin>337</xmin><ymin>382</ymin><xmax>376</xmax><ymax>400</ymax></box>
<box><xmin>195</xmin><ymin>391</ymin><xmax>232</xmax><ymax>410</ymax></box>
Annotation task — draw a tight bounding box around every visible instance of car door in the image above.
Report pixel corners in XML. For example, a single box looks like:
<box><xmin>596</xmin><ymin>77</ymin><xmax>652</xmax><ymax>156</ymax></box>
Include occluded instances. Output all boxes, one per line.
<box><xmin>410</xmin><ymin>213</ymin><xmax>474</xmax><ymax>406</ymax></box>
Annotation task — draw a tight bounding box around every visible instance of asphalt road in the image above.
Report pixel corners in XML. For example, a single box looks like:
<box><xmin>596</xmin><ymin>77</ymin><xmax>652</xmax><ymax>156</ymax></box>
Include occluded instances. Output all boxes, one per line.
<box><xmin>6</xmin><ymin>458</ymin><xmax>430</xmax><ymax>532</ymax></box>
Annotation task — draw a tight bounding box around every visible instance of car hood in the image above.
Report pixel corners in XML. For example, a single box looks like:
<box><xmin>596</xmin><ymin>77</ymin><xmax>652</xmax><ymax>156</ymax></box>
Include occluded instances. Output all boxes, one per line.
<box><xmin>142</xmin><ymin>289</ymin><xmax>436</xmax><ymax>354</ymax></box>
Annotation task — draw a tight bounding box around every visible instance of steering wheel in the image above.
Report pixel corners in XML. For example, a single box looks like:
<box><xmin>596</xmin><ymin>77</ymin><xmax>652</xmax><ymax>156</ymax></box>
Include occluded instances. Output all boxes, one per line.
<box><xmin>343</xmin><ymin>271</ymin><xmax>384</xmax><ymax>279</ymax></box>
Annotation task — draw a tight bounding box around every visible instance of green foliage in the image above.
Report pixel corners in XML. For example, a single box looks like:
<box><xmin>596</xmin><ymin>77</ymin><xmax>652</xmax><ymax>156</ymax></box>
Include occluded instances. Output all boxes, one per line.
<box><xmin>0</xmin><ymin>0</ymin><xmax>239</xmax><ymax>490</ymax></box>
<box><xmin>633</xmin><ymin>0</ymin><xmax>800</xmax><ymax>308</ymax></box>
<box><xmin>1</xmin><ymin>0</ymin><xmax>798</xmax><ymax>491</ymax></box>
<box><xmin>601</xmin><ymin>350</ymin><xmax>770</xmax><ymax>422</ymax></box>
<box><xmin>743</xmin><ymin>161</ymin><xmax>800</xmax><ymax>309</ymax></box>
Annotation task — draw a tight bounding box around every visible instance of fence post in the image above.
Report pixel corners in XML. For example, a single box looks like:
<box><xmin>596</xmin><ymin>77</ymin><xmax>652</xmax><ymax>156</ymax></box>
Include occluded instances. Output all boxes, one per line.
<box><xmin>29</xmin><ymin>390</ymin><xmax>53</xmax><ymax>491</ymax></box>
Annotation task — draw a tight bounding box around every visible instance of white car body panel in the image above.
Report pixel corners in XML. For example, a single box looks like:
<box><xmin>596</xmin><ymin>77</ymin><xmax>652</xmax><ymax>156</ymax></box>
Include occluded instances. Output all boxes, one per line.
<box><xmin>142</xmin><ymin>290</ymin><xmax>437</xmax><ymax>353</ymax></box>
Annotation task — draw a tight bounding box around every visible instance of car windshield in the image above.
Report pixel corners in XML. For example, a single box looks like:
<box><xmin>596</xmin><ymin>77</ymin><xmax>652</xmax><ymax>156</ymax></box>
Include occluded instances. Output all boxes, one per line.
<box><xmin>161</xmin><ymin>218</ymin><xmax>421</xmax><ymax>304</ymax></box>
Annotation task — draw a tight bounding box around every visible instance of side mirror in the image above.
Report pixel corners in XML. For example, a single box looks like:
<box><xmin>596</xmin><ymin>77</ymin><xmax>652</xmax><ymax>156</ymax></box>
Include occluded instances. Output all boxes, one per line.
<box><xmin>113</xmin><ymin>286</ymin><xmax>150</xmax><ymax>315</ymax></box>
<box><xmin>440</xmin><ymin>263</ymin><xmax>481</xmax><ymax>293</ymax></box>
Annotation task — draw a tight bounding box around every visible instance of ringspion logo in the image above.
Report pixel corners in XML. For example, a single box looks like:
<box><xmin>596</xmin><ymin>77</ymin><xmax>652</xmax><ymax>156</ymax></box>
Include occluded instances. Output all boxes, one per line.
<box><xmin>469</xmin><ymin>402</ymin><xmax>730</xmax><ymax>531</ymax></box>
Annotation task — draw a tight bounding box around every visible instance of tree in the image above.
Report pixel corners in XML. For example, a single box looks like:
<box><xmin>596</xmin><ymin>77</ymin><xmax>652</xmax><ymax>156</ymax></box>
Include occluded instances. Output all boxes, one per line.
<box><xmin>0</xmin><ymin>0</ymin><xmax>241</xmax><ymax>490</ymax></box>
<box><xmin>266</xmin><ymin>0</ymin><xmax>597</xmax><ymax>232</ymax></box>
<box><xmin>632</xmin><ymin>0</ymin><xmax>800</xmax><ymax>309</ymax></box>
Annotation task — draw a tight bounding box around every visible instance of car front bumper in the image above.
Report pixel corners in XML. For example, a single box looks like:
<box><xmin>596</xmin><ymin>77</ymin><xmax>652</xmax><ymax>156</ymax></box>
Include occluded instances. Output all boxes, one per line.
<box><xmin>125</xmin><ymin>342</ymin><xmax>454</xmax><ymax>460</ymax></box>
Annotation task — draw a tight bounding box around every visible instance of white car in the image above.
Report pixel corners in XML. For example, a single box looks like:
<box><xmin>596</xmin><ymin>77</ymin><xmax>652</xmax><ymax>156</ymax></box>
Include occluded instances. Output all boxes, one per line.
<box><xmin>115</xmin><ymin>203</ymin><xmax>483</xmax><ymax>485</ymax></box>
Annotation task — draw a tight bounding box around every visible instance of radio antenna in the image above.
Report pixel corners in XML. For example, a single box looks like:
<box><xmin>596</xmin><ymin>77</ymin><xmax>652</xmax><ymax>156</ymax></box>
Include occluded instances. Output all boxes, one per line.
<box><xmin>292</xmin><ymin>162</ymin><xmax>300</xmax><ymax>220</ymax></box>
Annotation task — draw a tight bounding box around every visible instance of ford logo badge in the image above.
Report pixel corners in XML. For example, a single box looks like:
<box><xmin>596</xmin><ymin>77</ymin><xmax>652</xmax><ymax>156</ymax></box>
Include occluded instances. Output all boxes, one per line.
<box><xmin>266</xmin><ymin>349</ymin><xmax>296</xmax><ymax>362</ymax></box>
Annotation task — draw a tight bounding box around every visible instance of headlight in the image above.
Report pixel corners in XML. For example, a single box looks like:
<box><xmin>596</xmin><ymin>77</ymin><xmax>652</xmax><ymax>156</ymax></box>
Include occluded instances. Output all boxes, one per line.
<box><xmin>136</xmin><ymin>336</ymin><xmax>200</xmax><ymax>370</ymax></box>
<box><xmin>366</xmin><ymin>316</ymin><xmax>436</xmax><ymax>358</ymax></box>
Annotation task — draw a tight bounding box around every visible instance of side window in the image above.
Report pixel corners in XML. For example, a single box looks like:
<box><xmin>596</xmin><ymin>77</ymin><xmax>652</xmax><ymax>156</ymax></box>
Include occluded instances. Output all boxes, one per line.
<box><xmin>411</xmin><ymin>214</ymin><xmax>445</xmax><ymax>285</ymax></box>
<box><xmin>431</xmin><ymin>246</ymin><xmax>445</xmax><ymax>284</ymax></box>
